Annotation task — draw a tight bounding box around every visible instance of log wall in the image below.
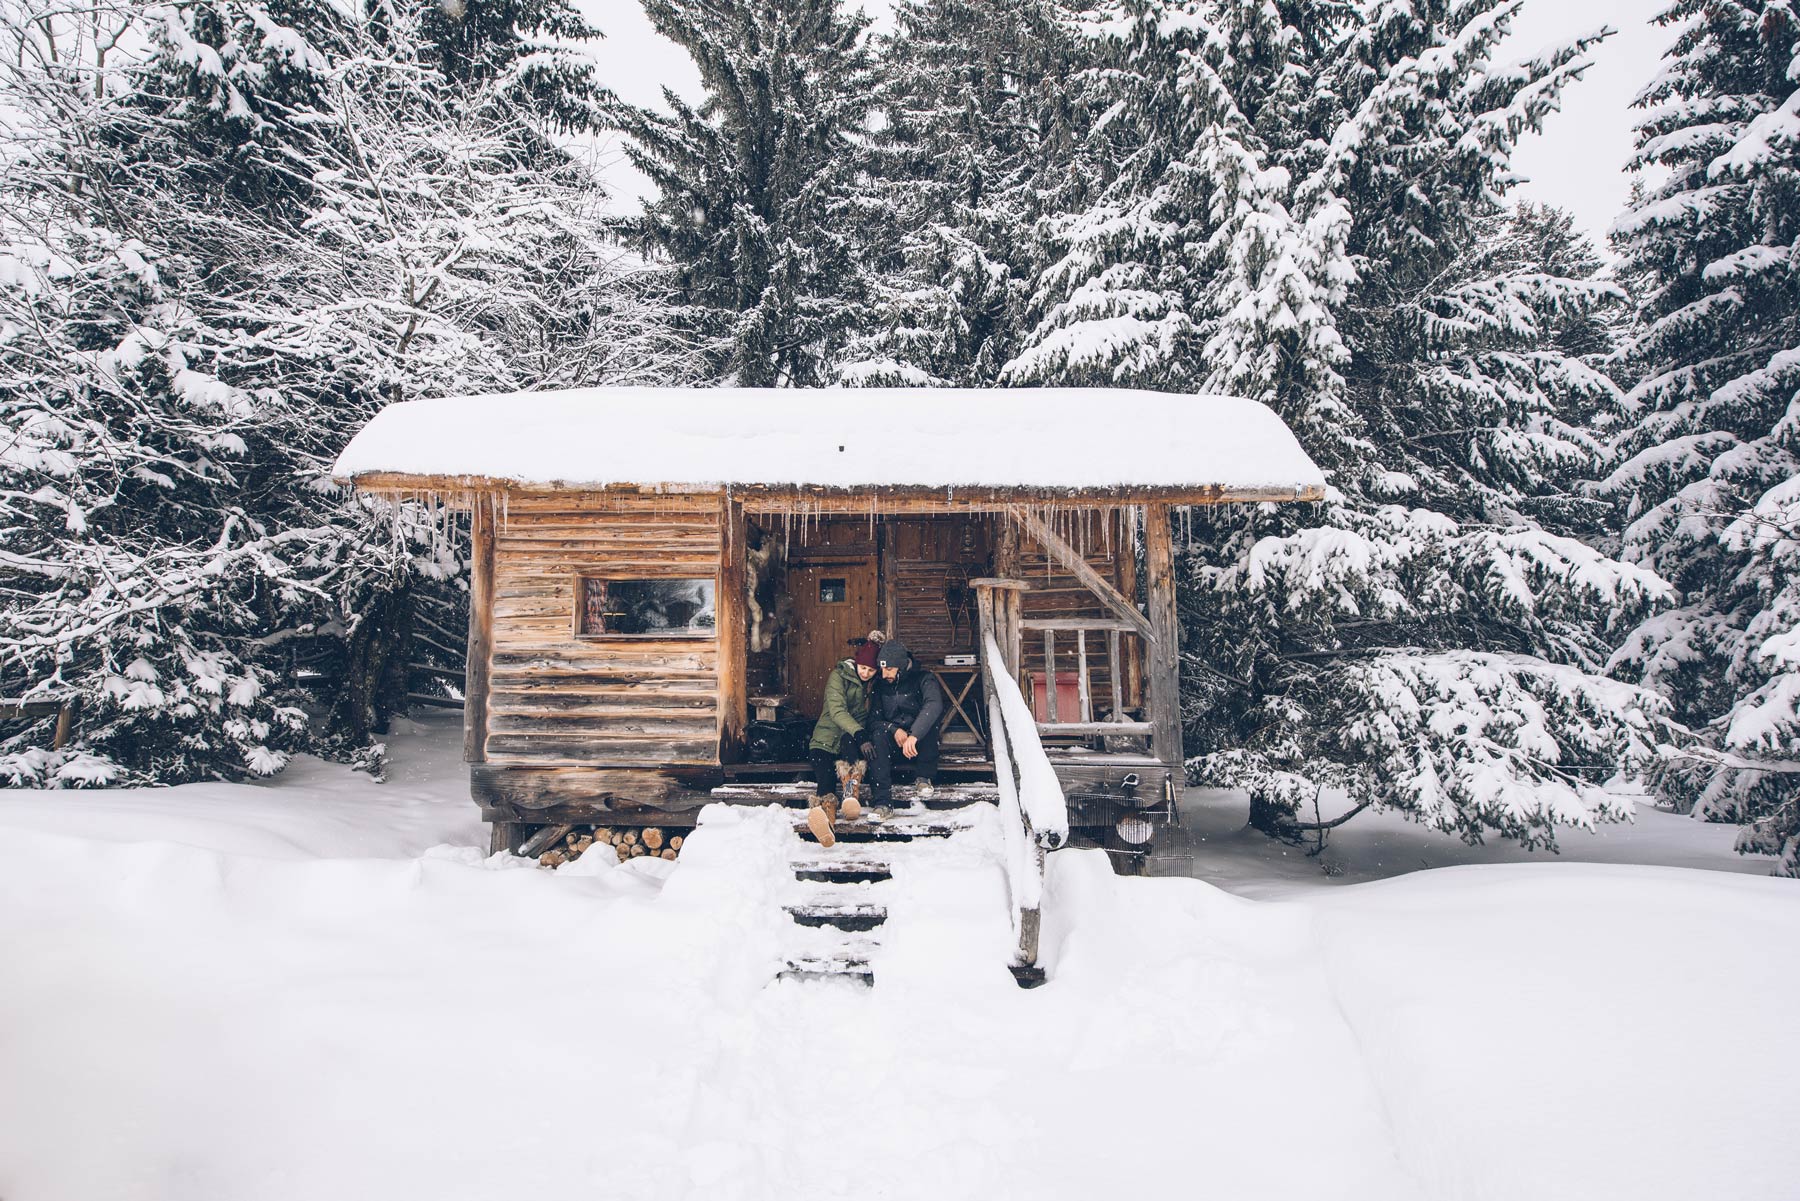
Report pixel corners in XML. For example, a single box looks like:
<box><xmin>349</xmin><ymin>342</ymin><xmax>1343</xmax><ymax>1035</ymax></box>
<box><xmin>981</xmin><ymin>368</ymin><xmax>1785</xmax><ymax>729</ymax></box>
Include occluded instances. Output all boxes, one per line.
<box><xmin>483</xmin><ymin>492</ymin><xmax>725</xmax><ymax>767</ymax></box>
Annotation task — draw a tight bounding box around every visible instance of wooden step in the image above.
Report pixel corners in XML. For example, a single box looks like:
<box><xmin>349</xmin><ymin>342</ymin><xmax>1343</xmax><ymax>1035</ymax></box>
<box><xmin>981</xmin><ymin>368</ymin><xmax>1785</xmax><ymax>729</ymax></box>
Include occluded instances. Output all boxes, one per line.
<box><xmin>793</xmin><ymin>863</ymin><xmax>892</xmax><ymax>884</ymax></box>
<box><xmin>711</xmin><ymin>781</ymin><xmax>1000</xmax><ymax>808</ymax></box>
<box><xmin>777</xmin><ymin>954</ymin><xmax>874</xmax><ymax>987</ymax></box>
<box><xmin>785</xmin><ymin>903</ymin><xmax>887</xmax><ymax>933</ymax></box>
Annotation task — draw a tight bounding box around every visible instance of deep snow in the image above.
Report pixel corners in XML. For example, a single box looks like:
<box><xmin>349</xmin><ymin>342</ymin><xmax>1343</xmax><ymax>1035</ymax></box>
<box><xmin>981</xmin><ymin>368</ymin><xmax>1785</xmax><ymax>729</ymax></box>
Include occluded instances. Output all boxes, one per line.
<box><xmin>1</xmin><ymin>714</ymin><xmax>1794</xmax><ymax>1201</ymax></box>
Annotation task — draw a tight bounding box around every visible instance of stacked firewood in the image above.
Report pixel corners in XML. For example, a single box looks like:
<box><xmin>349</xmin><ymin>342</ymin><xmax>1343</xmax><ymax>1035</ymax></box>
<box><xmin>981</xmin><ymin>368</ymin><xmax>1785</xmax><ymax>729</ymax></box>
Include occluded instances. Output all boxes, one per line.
<box><xmin>531</xmin><ymin>824</ymin><xmax>687</xmax><ymax>868</ymax></box>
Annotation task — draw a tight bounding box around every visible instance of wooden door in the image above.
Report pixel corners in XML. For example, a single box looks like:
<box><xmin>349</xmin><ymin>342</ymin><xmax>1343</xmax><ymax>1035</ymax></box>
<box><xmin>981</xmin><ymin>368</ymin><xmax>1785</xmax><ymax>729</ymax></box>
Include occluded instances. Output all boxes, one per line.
<box><xmin>785</xmin><ymin>560</ymin><xmax>878</xmax><ymax>718</ymax></box>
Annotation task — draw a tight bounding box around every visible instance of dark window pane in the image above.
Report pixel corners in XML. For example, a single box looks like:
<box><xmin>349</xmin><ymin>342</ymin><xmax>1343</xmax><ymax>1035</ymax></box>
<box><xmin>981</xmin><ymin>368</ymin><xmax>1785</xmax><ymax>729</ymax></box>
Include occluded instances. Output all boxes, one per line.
<box><xmin>578</xmin><ymin>578</ymin><xmax>715</xmax><ymax>636</ymax></box>
<box><xmin>819</xmin><ymin>578</ymin><xmax>847</xmax><ymax>604</ymax></box>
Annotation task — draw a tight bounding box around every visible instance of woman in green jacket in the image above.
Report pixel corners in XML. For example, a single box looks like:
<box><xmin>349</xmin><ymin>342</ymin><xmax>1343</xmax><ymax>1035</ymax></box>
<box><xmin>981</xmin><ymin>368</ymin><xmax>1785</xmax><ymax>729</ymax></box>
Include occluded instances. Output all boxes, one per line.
<box><xmin>805</xmin><ymin>634</ymin><xmax>882</xmax><ymax>847</ymax></box>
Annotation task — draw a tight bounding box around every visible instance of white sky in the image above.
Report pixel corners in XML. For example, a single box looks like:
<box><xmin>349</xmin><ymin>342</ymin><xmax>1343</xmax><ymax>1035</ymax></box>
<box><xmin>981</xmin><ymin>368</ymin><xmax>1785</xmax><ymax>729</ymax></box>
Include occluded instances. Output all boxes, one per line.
<box><xmin>580</xmin><ymin>0</ymin><xmax>1669</xmax><ymax>249</ymax></box>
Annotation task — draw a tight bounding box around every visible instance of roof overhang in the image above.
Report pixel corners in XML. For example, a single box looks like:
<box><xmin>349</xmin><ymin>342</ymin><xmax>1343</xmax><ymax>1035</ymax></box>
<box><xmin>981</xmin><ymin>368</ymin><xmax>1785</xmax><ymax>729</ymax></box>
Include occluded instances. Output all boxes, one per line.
<box><xmin>332</xmin><ymin>386</ymin><xmax>1328</xmax><ymax>504</ymax></box>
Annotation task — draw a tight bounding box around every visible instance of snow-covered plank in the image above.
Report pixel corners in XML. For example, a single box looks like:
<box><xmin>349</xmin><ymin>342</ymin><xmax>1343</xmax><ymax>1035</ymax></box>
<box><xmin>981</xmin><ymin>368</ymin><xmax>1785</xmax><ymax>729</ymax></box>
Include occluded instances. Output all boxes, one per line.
<box><xmin>331</xmin><ymin>386</ymin><xmax>1327</xmax><ymax>498</ymax></box>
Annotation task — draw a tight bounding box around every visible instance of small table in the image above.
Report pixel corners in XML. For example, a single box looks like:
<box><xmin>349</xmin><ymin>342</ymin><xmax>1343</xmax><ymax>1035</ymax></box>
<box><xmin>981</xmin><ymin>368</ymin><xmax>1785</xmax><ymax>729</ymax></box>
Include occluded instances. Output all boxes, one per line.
<box><xmin>926</xmin><ymin>664</ymin><xmax>987</xmax><ymax>750</ymax></box>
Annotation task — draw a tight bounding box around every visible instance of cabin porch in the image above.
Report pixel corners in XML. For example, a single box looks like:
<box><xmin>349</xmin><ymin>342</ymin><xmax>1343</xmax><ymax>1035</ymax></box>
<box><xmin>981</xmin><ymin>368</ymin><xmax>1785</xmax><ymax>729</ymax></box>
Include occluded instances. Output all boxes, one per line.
<box><xmin>472</xmin><ymin>498</ymin><xmax>1183</xmax><ymax>859</ymax></box>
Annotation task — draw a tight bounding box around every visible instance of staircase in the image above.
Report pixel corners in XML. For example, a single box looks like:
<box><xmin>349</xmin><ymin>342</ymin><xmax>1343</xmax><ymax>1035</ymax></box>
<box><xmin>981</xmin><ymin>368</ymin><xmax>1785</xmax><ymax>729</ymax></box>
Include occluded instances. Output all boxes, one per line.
<box><xmin>709</xmin><ymin>782</ymin><xmax>999</xmax><ymax>987</ymax></box>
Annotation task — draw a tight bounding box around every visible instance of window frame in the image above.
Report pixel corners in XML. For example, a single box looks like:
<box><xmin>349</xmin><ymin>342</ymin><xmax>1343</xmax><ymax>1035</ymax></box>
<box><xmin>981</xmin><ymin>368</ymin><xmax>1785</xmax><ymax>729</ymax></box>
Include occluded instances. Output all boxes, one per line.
<box><xmin>572</xmin><ymin>572</ymin><xmax>719</xmax><ymax>641</ymax></box>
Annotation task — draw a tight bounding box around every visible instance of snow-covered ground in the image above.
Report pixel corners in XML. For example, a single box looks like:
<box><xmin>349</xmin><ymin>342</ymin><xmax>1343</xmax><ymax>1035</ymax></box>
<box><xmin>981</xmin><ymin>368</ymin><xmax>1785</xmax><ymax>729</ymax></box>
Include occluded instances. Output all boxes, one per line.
<box><xmin>1</xmin><ymin>714</ymin><xmax>1795</xmax><ymax>1201</ymax></box>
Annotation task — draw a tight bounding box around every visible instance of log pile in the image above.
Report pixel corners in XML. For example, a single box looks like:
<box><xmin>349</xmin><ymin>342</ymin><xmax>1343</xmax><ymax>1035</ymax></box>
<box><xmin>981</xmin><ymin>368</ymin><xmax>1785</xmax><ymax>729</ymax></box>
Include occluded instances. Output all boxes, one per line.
<box><xmin>535</xmin><ymin>825</ymin><xmax>687</xmax><ymax>868</ymax></box>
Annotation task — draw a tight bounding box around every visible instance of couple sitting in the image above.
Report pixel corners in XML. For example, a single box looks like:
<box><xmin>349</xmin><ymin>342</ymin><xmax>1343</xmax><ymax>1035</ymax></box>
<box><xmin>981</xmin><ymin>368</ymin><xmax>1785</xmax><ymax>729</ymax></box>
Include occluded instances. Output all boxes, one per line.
<box><xmin>805</xmin><ymin>632</ymin><xmax>944</xmax><ymax>848</ymax></box>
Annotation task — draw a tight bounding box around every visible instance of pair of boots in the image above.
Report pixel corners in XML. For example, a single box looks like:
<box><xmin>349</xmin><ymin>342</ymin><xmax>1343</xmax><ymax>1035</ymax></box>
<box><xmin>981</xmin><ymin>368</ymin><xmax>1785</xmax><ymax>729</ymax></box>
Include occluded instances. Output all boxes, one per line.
<box><xmin>807</xmin><ymin>760</ymin><xmax>865</xmax><ymax>849</ymax></box>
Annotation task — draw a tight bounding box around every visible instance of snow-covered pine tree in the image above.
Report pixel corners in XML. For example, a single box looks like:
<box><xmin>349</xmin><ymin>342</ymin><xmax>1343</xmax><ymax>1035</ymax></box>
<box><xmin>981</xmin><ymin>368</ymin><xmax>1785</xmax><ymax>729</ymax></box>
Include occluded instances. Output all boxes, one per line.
<box><xmin>0</xmin><ymin>0</ymin><xmax>691</xmax><ymax>783</ymax></box>
<box><xmin>1000</xmin><ymin>0</ymin><xmax>1354</xmax><ymax>394</ymax></box>
<box><xmin>833</xmin><ymin>0</ymin><xmax>1080</xmax><ymax>386</ymax></box>
<box><xmin>1607</xmin><ymin>0</ymin><xmax>1800</xmax><ymax>875</ymax></box>
<box><xmin>609</xmin><ymin>0</ymin><xmax>874</xmax><ymax>386</ymax></box>
<box><xmin>410</xmin><ymin>0</ymin><xmax>603</xmax><ymax>133</ymax></box>
<box><xmin>1007</xmin><ymin>0</ymin><xmax>1673</xmax><ymax>848</ymax></box>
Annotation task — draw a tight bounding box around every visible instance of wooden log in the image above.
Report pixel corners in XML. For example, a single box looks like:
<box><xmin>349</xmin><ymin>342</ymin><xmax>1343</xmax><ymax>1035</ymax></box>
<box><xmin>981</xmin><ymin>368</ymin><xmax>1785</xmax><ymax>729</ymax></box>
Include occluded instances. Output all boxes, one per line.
<box><xmin>539</xmin><ymin>849</ymin><xmax>568</xmax><ymax>867</ymax></box>
<box><xmin>482</xmin><ymin>734</ymin><xmax>718</xmax><ymax>763</ymax></box>
<box><xmin>519</xmin><ymin>824</ymin><xmax>574</xmax><ymax>857</ymax></box>
<box><xmin>717</xmin><ymin>496</ymin><xmax>748</xmax><ymax>763</ymax></box>
<box><xmin>1143</xmin><ymin>502</ymin><xmax>1183</xmax><ymax>772</ymax></box>
<box><xmin>669</xmin><ymin>835</ymin><xmax>684</xmax><ymax>851</ymax></box>
<box><xmin>465</xmin><ymin>492</ymin><xmax>497</xmax><ymax>764</ymax></box>
<box><xmin>660</xmin><ymin>849</ymin><xmax>678</xmax><ymax>861</ymax></box>
<box><xmin>470</xmin><ymin>765</ymin><xmax>711</xmax><ymax>811</ymax></box>
<box><xmin>642</xmin><ymin>827</ymin><xmax>664</xmax><ymax>851</ymax></box>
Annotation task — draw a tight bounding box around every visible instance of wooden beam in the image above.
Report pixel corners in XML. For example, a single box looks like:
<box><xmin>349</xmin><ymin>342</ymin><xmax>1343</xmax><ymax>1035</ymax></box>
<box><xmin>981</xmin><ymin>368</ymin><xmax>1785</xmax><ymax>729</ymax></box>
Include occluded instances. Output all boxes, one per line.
<box><xmin>1008</xmin><ymin>508</ymin><xmax>1155</xmax><ymax>642</ymax></box>
<box><xmin>1142</xmin><ymin>503</ymin><xmax>1183</xmax><ymax>772</ymax></box>
<box><xmin>1019</xmin><ymin>617</ymin><xmax>1138</xmax><ymax>632</ymax></box>
<box><xmin>1076</xmin><ymin>630</ymin><xmax>1091</xmax><ymax>722</ymax></box>
<box><xmin>464</xmin><ymin>493</ymin><xmax>497</xmax><ymax>765</ymax></box>
<box><xmin>717</xmin><ymin>496</ymin><xmax>748</xmax><ymax>763</ymax></box>
<box><xmin>1117</xmin><ymin>507</ymin><xmax>1144</xmax><ymax>709</ymax></box>
<box><xmin>1037</xmin><ymin>720</ymin><xmax>1154</xmax><ymax>736</ymax></box>
<box><xmin>340</xmin><ymin>474</ymin><xmax>1327</xmax><ymax>508</ymax></box>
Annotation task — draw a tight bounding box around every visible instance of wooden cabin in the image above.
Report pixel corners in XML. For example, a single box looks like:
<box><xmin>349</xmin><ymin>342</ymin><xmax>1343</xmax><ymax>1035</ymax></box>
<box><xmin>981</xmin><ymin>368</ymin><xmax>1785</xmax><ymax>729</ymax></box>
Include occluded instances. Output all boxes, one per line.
<box><xmin>333</xmin><ymin>387</ymin><xmax>1325</xmax><ymax>860</ymax></box>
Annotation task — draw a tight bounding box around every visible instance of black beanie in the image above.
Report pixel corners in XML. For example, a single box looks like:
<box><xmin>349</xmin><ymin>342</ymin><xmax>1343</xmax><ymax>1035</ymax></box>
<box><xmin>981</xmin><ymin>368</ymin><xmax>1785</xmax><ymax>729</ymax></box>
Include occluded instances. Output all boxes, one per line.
<box><xmin>877</xmin><ymin>640</ymin><xmax>911</xmax><ymax>670</ymax></box>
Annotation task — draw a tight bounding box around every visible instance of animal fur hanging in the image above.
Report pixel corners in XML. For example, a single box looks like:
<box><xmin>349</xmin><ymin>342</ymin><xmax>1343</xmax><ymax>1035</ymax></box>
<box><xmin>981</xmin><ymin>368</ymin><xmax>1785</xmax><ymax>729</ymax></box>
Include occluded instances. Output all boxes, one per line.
<box><xmin>745</xmin><ymin>521</ymin><xmax>786</xmax><ymax>653</ymax></box>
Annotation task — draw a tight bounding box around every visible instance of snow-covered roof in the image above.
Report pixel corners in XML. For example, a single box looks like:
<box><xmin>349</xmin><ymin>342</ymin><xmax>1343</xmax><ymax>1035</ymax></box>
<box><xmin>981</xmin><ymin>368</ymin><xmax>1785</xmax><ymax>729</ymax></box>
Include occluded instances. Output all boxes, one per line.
<box><xmin>332</xmin><ymin>386</ymin><xmax>1326</xmax><ymax>499</ymax></box>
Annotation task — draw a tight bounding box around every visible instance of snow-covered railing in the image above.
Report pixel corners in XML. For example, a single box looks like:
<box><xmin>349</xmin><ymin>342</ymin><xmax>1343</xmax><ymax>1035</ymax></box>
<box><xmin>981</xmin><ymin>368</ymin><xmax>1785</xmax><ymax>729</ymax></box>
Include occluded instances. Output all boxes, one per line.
<box><xmin>974</xmin><ymin>586</ymin><xmax>1069</xmax><ymax>986</ymax></box>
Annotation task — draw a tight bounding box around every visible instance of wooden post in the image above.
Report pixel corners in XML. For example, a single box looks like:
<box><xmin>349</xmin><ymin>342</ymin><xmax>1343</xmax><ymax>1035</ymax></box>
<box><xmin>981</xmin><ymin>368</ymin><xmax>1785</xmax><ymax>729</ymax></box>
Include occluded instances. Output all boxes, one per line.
<box><xmin>1076</xmin><ymin>630</ymin><xmax>1091</xmax><ymax>723</ymax></box>
<box><xmin>717</xmin><ymin>496</ymin><xmax>748</xmax><ymax>763</ymax></box>
<box><xmin>1143</xmin><ymin>503</ymin><xmax>1183</xmax><ymax>772</ymax></box>
<box><xmin>488</xmin><ymin>821</ymin><xmax>522</xmax><ymax>856</ymax></box>
<box><xmin>1043</xmin><ymin>629</ymin><xmax>1058</xmax><ymax>722</ymax></box>
<box><xmin>1117</xmin><ymin>507</ymin><xmax>1144</xmax><ymax>709</ymax></box>
<box><xmin>464</xmin><ymin>492</ymin><xmax>496</xmax><ymax>765</ymax></box>
<box><xmin>51</xmin><ymin>697</ymin><xmax>78</xmax><ymax>751</ymax></box>
<box><xmin>1106</xmin><ymin>628</ymin><xmax>1122</xmax><ymax>722</ymax></box>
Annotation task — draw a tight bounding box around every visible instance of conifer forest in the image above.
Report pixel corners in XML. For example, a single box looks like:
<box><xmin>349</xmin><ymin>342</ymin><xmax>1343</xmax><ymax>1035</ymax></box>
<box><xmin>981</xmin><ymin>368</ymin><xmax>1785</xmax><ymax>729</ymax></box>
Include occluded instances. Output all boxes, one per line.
<box><xmin>2</xmin><ymin>0</ymin><xmax>1796</xmax><ymax>879</ymax></box>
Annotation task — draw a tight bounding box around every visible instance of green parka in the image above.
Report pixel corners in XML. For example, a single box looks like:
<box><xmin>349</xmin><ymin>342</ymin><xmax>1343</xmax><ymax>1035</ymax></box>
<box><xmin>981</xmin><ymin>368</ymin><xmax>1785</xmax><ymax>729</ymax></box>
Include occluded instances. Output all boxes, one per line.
<box><xmin>808</xmin><ymin>659</ymin><xmax>871</xmax><ymax>756</ymax></box>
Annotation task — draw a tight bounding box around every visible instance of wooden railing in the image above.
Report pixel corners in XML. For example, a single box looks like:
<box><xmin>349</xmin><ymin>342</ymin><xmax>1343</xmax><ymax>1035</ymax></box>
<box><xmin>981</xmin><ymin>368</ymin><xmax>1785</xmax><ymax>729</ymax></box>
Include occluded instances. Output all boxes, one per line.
<box><xmin>973</xmin><ymin>582</ymin><xmax>1069</xmax><ymax>986</ymax></box>
<box><xmin>1020</xmin><ymin>617</ymin><xmax>1154</xmax><ymax>738</ymax></box>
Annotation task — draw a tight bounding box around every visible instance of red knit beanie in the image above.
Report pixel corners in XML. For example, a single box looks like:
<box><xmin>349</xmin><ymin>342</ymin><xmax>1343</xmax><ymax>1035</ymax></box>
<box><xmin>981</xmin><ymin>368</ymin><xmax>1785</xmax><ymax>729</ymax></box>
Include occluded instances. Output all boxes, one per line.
<box><xmin>853</xmin><ymin>639</ymin><xmax>881</xmax><ymax>669</ymax></box>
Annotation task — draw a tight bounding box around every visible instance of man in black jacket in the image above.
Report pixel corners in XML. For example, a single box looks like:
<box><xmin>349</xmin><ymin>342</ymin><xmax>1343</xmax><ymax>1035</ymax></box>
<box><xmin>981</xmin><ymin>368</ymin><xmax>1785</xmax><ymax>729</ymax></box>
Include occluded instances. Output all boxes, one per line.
<box><xmin>866</xmin><ymin>639</ymin><xmax>945</xmax><ymax>806</ymax></box>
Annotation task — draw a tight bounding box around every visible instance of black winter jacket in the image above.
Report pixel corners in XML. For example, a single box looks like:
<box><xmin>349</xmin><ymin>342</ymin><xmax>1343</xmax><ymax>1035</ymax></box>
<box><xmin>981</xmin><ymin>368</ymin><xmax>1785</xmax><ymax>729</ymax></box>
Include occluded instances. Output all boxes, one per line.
<box><xmin>870</xmin><ymin>668</ymin><xmax>945</xmax><ymax>739</ymax></box>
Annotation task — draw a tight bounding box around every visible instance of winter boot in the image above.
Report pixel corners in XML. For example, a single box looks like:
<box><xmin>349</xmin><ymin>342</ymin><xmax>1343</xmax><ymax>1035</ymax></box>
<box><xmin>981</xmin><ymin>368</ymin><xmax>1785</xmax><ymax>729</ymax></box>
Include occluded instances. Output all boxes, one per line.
<box><xmin>837</xmin><ymin>760</ymin><xmax>866</xmax><ymax>821</ymax></box>
<box><xmin>807</xmin><ymin>794</ymin><xmax>839</xmax><ymax>848</ymax></box>
<box><xmin>915</xmin><ymin>779</ymin><xmax>936</xmax><ymax>802</ymax></box>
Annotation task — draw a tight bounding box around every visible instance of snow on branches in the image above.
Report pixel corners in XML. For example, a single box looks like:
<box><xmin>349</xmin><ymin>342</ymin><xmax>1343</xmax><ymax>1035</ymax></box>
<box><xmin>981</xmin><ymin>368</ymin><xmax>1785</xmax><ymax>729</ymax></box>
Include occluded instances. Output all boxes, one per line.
<box><xmin>1608</xmin><ymin>0</ymin><xmax>1800</xmax><ymax>873</ymax></box>
<box><xmin>0</xmin><ymin>0</ymin><xmax>693</xmax><ymax>783</ymax></box>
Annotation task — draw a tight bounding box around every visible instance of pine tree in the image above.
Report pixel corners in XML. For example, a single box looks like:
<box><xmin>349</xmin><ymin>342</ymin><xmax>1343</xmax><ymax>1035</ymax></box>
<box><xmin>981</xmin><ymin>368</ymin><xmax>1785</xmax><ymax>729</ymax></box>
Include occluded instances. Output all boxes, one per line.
<box><xmin>833</xmin><ymin>0</ymin><xmax>1079</xmax><ymax>386</ymax></box>
<box><xmin>609</xmin><ymin>0</ymin><xmax>874</xmax><ymax>386</ymax></box>
<box><xmin>1607</xmin><ymin>0</ymin><xmax>1800</xmax><ymax>875</ymax></box>
<box><xmin>0</xmin><ymin>0</ymin><xmax>692</xmax><ymax>784</ymax></box>
<box><xmin>999</xmin><ymin>0</ymin><xmax>1674</xmax><ymax>848</ymax></box>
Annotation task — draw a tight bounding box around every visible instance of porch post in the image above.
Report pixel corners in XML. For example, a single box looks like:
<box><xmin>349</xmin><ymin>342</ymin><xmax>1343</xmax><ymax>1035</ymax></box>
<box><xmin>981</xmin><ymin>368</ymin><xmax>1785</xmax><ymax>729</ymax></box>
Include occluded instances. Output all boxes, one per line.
<box><xmin>717</xmin><ymin>495</ymin><xmax>748</xmax><ymax>762</ymax></box>
<box><xmin>464</xmin><ymin>492</ymin><xmax>495</xmax><ymax>766</ymax></box>
<box><xmin>1142</xmin><ymin>503</ymin><xmax>1183</xmax><ymax>773</ymax></box>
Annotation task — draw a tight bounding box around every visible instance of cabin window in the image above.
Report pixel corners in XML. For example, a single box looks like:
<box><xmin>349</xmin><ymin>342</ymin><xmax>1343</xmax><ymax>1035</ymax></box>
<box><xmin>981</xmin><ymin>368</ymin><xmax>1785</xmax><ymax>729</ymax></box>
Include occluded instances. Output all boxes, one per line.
<box><xmin>576</xmin><ymin>577</ymin><xmax>716</xmax><ymax>638</ymax></box>
<box><xmin>817</xmin><ymin>577</ymin><xmax>847</xmax><ymax>604</ymax></box>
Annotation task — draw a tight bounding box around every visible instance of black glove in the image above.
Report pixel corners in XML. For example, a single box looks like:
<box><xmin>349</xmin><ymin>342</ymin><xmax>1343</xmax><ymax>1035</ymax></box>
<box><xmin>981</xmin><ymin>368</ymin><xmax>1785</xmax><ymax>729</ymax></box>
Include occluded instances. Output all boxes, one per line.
<box><xmin>850</xmin><ymin>728</ymin><xmax>874</xmax><ymax>758</ymax></box>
